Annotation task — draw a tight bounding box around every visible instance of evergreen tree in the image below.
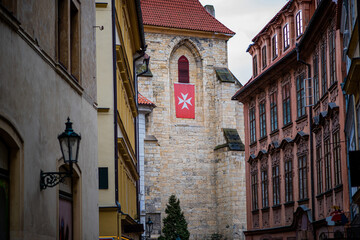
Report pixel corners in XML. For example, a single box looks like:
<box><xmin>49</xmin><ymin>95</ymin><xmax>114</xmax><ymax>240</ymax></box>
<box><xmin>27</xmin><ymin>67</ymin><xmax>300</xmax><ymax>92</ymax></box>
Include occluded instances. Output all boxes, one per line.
<box><xmin>158</xmin><ymin>194</ymin><xmax>190</xmax><ymax>240</ymax></box>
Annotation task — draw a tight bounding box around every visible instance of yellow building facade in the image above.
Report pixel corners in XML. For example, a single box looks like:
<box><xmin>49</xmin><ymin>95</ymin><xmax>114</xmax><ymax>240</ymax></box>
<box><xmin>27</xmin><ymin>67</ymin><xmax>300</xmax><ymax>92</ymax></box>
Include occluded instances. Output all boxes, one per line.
<box><xmin>96</xmin><ymin>0</ymin><xmax>146</xmax><ymax>239</ymax></box>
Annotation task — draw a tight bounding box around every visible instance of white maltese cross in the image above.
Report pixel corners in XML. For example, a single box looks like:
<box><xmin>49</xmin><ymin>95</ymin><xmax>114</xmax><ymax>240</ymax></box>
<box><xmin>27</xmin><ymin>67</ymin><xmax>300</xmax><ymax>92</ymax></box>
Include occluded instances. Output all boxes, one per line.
<box><xmin>178</xmin><ymin>92</ymin><xmax>192</xmax><ymax>110</ymax></box>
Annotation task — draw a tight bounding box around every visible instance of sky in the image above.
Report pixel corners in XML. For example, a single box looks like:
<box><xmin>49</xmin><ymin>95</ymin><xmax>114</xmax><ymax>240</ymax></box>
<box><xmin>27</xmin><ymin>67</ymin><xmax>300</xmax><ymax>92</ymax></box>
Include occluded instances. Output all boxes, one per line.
<box><xmin>199</xmin><ymin>0</ymin><xmax>288</xmax><ymax>85</ymax></box>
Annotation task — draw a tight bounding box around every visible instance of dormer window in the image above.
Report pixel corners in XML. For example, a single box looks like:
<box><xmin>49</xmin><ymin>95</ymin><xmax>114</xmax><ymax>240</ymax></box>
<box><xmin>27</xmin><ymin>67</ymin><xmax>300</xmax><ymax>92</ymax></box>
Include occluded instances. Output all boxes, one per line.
<box><xmin>253</xmin><ymin>55</ymin><xmax>258</xmax><ymax>77</ymax></box>
<box><xmin>262</xmin><ymin>46</ymin><xmax>267</xmax><ymax>69</ymax></box>
<box><xmin>296</xmin><ymin>11</ymin><xmax>303</xmax><ymax>37</ymax></box>
<box><xmin>178</xmin><ymin>55</ymin><xmax>189</xmax><ymax>83</ymax></box>
<box><xmin>283</xmin><ymin>24</ymin><xmax>290</xmax><ymax>50</ymax></box>
<box><xmin>272</xmin><ymin>35</ymin><xmax>278</xmax><ymax>59</ymax></box>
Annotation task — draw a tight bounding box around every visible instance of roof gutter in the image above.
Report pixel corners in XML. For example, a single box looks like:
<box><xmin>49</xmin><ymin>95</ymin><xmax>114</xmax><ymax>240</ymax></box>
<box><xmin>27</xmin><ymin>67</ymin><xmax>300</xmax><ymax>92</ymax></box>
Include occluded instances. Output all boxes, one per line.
<box><xmin>135</xmin><ymin>0</ymin><xmax>146</xmax><ymax>50</ymax></box>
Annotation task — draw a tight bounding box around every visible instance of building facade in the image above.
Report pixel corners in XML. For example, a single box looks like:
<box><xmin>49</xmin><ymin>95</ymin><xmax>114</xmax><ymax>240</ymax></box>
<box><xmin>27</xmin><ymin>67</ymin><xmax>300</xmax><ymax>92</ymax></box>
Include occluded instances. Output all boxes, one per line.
<box><xmin>233</xmin><ymin>0</ymin><xmax>350</xmax><ymax>239</ymax></box>
<box><xmin>138</xmin><ymin>1</ymin><xmax>247</xmax><ymax>239</ymax></box>
<box><xmin>96</xmin><ymin>0</ymin><xmax>146</xmax><ymax>239</ymax></box>
<box><xmin>0</xmin><ymin>0</ymin><xmax>99</xmax><ymax>239</ymax></box>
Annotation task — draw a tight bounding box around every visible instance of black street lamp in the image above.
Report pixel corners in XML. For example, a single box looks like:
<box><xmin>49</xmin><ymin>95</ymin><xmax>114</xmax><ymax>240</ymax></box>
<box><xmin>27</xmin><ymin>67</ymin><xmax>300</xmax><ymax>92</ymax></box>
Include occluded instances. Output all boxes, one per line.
<box><xmin>40</xmin><ymin>118</ymin><xmax>81</xmax><ymax>190</ymax></box>
<box><xmin>146</xmin><ymin>216</ymin><xmax>153</xmax><ymax>239</ymax></box>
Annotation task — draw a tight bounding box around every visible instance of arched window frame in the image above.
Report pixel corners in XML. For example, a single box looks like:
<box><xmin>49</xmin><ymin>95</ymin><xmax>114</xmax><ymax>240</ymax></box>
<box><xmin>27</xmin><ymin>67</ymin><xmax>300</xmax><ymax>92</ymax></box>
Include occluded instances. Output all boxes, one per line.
<box><xmin>178</xmin><ymin>55</ymin><xmax>189</xmax><ymax>83</ymax></box>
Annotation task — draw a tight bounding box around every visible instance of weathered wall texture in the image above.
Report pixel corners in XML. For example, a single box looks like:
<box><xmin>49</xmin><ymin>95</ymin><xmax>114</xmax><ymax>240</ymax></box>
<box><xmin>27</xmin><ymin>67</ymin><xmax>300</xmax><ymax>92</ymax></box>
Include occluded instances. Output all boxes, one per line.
<box><xmin>0</xmin><ymin>1</ymin><xmax>98</xmax><ymax>239</ymax></box>
<box><xmin>139</xmin><ymin>32</ymin><xmax>246</xmax><ymax>240</ymax></box>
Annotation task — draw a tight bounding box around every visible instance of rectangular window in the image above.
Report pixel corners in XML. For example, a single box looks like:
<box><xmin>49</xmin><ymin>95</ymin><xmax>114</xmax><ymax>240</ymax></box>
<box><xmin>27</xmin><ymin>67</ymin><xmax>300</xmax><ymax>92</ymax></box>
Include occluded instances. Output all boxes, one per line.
<box><xmin>296</xmin><ymin>11</ymin><xmax>303</xmax><ymax>37</ymax></box>
<box><xmin>313</xmin><ymin>54</ymin><xmax>320</xmax><ymax>103</ymax></box>
<box><xmin>99</xmin><ymin>167</ymin><xmax>109</xmax><ymax>189</ymax></box>
<box><xmin>261</xmin><ymin>170</ymin><xmax>269</xmax><ymax>208</ymax></box>
<box><xmin>272</xmin><ymin>35</ymin><xmax>278</xmax><ymax>59</ymax></box>
<box><xmin>249</xmin><ymin>107</ymin><xmax>256</xmax><ymax>143</ymax></box>
<box><xmin>324</xmin><ymin>138</ymin><xmax>332</xmax><ymax>190</ymax></box>
<box><xmin>251</xmin><ymin>173</ymin><xmax>258</xmax><ymax>210</ymax></box>
<box><xmin>253</xmin><ymin>55</ymin><xmax>258</xmax><ymax>77</ymax></box>
<box><xmin>259</xmin><ymin>101</ymin><xmax>266</xmax><ymax>138</ymax></box>
<box><xmin>262</xmin><ymin>46</ymin><xmax>267</xmax><ymax>69</ymax></box>
<box><xmin>333</xmin><ymin>131</ymin><xmax>341</xmax><ymax>186</ymax></box>
<box><xmin>283</xmin><ymin>24</ymin><xmax>290</xmax><ymax>50</ymax></box>
<box><xmin>272</xmin><ymin>165</ymin><xmax>280</xmax><ymax>205</ymax></box>
<box><xmin>316</xmin><ymin>146</ymin><xmax>323</xmax><ymax>194</ymax></box>
<box><xmin>285</xmin><ymin>160</ymin><xmax>293</xmax><ymax>202</ymax></box>
<box><xmin>270</xmin><ymin>92</ymin><xmax>278</xmax><ymax>132</ymax></box>
<box><xmin>321</xmin><ymin>42</ymin><xmax>327</xmax><ymax>96</ymax></box>
<box><xmin>299</xmin><ymin>155</ymin><xmax>308</xmax><ymax>200</ymax></box>
<box><xmin>282</xmin><ymin>82</ymin><xmax>291</xmax><ymax>125</ymax></box>
<box><xmin>296</xmin><ymin>73</ymin><xmax>306</xmax><ymax>118</ymax></box>
<box><xmin>329</xmin><ymin>30</ymin><xmax>336</xmax><ymax>85</ymax></box>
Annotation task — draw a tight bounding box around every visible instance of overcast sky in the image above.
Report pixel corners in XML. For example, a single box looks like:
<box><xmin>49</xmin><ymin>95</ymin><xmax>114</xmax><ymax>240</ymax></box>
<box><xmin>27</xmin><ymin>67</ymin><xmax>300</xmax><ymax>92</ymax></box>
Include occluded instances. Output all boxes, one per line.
<box><xmin>199</xmin><ymin>0</ymin><xmax>287</xmax><ymax>85</ymax></box>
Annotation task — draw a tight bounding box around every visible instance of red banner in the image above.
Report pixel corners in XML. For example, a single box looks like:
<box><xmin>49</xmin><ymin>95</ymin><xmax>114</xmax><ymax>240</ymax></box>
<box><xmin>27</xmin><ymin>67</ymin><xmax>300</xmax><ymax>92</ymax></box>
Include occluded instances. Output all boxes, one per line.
<box><xmin>174</xmin><ymin>83</ymin><xmax>195</xmax><ymax>119</ymax></box>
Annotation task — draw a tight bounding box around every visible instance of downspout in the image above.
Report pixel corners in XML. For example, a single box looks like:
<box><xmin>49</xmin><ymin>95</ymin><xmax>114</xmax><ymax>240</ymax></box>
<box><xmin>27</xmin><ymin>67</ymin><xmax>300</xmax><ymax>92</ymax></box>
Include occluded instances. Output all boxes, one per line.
<box><xmin>296</xmin><ymin>43</ymin><xmax>316</xmax><ymax>240</ymax></box>
<box><xmin>134</xmin><ymin>50</ymin><xmax>149</xmax><ymax>223</ymax></box>
<box><xmin>112</xmin><ymin>0</ymin><xmax>119</xmax><ymax>204</ymax></box>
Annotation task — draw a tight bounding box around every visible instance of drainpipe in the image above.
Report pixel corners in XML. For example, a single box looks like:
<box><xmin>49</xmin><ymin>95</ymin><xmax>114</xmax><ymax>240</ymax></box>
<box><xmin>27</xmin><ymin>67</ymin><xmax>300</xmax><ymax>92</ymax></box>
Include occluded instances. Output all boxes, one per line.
<box><xmin>296</xmin><ymin>43</ymin><xmax>316</xmax><ymax>240</ymax></box>
<box><xmin>134</xmin><ymin>50</ymin><xmax>150</xmax><ymax>223</ymax></box>
<box><xmin>111</xmin><ymin>0</ymin><xmax>119</xmax><ymax>204</ymax></box>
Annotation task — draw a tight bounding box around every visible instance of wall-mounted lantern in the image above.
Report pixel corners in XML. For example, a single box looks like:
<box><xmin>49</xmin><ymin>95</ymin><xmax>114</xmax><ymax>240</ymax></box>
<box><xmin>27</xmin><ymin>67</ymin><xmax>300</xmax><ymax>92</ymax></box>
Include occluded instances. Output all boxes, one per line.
<box><xmin>40</xmin><ymin>118</ymin><xmax>81</xmax><ymax>190</ymax></box>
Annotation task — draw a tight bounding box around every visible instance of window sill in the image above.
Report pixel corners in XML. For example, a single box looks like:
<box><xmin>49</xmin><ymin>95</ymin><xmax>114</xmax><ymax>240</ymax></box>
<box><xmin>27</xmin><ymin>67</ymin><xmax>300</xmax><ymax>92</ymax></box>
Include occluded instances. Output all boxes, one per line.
<box><xmin>252</xmin><ymin>209</ymin><xmax>259</xmax><ymax>214</ymax></box>
<box><xmin>316</xmin><ymin>193</ymin><xmax>325</xmax><ymax>199</ymax></box>
<box><xmin>324</xmin><ymin>189</ymin><xmax>333</xmax><ymax>196</ymax></box>
<box><xmin>297</xmin><ymin>198</ymin><xmax>309</xmax><ymax>204</ymax></box>
<box><xmin>250</xmin><ymin>141</ymin><xmax>257</xmax><ymax>147</ymax></box>
<box><xmin>296</xmin><ymin>34</ymin><xmax>303</xmax><ymax>41</ymax></box>
<box><xmin>259</xmin><ymin>135</ymin><xmax>268</xmax><ymax>142</ymax></box>
<box><xmin>296</xmin><ymin>115</ymin><xmax>307</xmax><ymax>123</ymax></box>
<box><xmin>320</xmin><ymin>91</ymin><xmax>329</xmax><ymax>102</ymax></box>
<box><xmin>270</xmin><ymin>129</ymin><xmax>279</xmax><ymax>136</ymax></box>
<box><xmin>329</xmin><ymin>81</ymin><xmax>338</xmax><ymax>92</ymax></box>
<box><xmin>284</xmin><ymin>201</ymin><xmax>294</xmax><ymax>207</ymax></box>
<box><xmin>313</xmin><ymin>101</ymin><xmax>320</xmax><ymax>110</ymax></box>
<box><xmin>282</xmin><ymin>122</ymin><xmax>293</xmax><ymax>130</ymax></box>
<box><xmin>272</xmin><ymin>55</ymin><xmax>278</xmax><ymax>61</ymax></box>
<box><xmin>262</xmin><ymin>65</ymin><xmax>267</xmax><ymax>70</ymax></box>
<box><xmin>272</xmin><ymin>204</ymin><xmax>282</xmax><ymax>210</ymax></box>
<box><xmin>284</xmin><ymin>46</ymin><xmax>290</xmax><ymax>52</ymax></box>
<box><xmin>262</xmin><ymin>207</ymin><xmax>270</xmax><ymax>212</ymax></box>
<box><xmin>334</xmin><ymin>184</ymin><xmax>343</xmax><ymax>193</ymax></box>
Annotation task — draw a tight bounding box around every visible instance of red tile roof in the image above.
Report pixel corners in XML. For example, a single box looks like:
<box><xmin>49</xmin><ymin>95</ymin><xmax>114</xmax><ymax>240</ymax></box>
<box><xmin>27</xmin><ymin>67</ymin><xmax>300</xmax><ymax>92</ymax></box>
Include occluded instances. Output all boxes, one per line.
<box><xmin>138</xmin><ymin>93</ymin><xmax>156</xmax><ymax>106</ymax></box>
<box><xmin>140</xmin><ymin>0</ymin><xmax>235</xmax><ymax>35</ymax></box>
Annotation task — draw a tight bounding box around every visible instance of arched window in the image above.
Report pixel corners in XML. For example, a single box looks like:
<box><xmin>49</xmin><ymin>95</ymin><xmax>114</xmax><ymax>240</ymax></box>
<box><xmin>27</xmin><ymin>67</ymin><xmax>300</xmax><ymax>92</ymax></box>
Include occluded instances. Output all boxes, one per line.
<box><xmin>178</xmin><ymin>55</ymin><xmax>189</xmax><ymax>83</ymax></box>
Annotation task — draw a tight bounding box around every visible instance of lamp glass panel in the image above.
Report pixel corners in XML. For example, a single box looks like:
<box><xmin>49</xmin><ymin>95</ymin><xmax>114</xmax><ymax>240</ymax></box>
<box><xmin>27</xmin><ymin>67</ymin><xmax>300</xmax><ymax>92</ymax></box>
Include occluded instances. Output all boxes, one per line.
<box><xmin>60</xmin><ymin>137</ymin><xmax>70</xmax><ymax>163</ymax></box>
<box><xmin>69</xmin><ymin>137</ymin><xmax>77</xmax><ymax>162</ymax></box>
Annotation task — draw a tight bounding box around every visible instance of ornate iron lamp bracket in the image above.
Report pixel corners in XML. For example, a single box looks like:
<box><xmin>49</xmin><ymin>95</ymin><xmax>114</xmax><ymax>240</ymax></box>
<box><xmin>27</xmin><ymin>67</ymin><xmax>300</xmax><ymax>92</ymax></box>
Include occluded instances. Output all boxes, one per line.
<box><xmin>40</xmin><ymin>170</ymin><xmax>71</xmax><ymax>190</ymax></box>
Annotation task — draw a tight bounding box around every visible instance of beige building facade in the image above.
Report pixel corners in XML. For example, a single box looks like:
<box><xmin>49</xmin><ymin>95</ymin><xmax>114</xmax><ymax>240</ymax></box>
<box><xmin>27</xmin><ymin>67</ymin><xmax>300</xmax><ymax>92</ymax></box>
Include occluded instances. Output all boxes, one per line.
<box><xmin>0</xmin><ymin>0</ymin><xmax>99</xmax><ymax>239</ymax></box>
<box><xmin>138</xmin><ymin>0</ymin><xmax>246</xmax><ymax>239</ymax></box>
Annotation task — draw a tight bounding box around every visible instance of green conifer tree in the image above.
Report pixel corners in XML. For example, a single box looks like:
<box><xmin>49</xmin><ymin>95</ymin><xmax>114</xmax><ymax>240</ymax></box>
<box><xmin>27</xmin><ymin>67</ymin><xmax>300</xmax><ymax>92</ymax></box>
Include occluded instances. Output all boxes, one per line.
<box><xmin>158</xmin><ymin>194</ymin><xmax>190</xmax><ymax>240</ymax></box>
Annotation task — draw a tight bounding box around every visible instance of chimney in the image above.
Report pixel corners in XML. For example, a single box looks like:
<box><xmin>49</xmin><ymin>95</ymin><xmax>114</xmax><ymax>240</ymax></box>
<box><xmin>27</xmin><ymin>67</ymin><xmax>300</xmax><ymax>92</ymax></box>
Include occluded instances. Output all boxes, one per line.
<box><xmin>204</xmin><ymin>5</ymin><xmax>215</xmax><ymax>17</ymax></box>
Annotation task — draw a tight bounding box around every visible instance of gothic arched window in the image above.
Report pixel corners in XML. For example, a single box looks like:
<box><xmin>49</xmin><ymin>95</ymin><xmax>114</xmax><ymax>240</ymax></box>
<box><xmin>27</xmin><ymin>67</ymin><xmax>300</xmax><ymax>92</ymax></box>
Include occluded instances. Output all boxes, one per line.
<box><xmin>178</xmin><ymin>55</ymin><xmax>189</xmax><ymax>83</ymax></box>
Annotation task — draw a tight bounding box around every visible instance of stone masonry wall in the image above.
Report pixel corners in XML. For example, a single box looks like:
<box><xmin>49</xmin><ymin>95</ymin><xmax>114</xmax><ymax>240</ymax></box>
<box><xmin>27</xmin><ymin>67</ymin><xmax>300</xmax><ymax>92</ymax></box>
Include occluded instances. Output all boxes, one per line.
<box><xmin>139</xmin><ymin>32</ymin><xmax>246</xmax><ymax>240</ymax></box>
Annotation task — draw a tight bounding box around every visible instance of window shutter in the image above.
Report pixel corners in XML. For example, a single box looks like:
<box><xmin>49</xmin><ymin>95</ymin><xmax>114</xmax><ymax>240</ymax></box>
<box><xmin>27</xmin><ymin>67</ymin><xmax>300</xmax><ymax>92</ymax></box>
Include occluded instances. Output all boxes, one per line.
<box><xmin>99</xmin><ymin>167</ymin><xmax>108</xmax><ymax>189</ymax></box>
<box><xmin>178</xmin><ymin>56</ymin><xmax>189</xmax><ymax>83</ymax></box>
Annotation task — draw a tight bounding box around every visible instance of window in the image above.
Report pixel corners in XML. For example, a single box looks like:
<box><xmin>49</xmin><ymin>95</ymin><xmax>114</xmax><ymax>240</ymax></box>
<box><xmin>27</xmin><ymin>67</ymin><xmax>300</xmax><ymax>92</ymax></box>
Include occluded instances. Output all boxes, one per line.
<box><xmin>313</xmin><ymin>54</ymin><xmax>320</xmax><ymax>103</ymax></box>
<box><xmin>259</xmin><ymin>101</ymin><xmax>266</xmax><ymax>138</ymax></box>
<box><xmin>285</xmin><ymin>160</ymin><xmax>293</xmax><ymax>202</ymax></box>
<box><xmin>272</xmin><ymin>35</ymin><xmax>278</xmax><ymax>59</ymax></box>
<box><xmin>59</xmin><ymin>166</ymin><xmax>73</xmax><ymax>240</ymax></box>
<box><xmin>329</xmin><ymin>29</ymin><xmax>336</xmax><ymax>85</ymax></box>
<box><xmin>270</xmin><ymin>91</ymin><xmax>278</xmax><ymax>132</ymax></box>
<box><xmin>253</xmin><ymin>55</ymin><xmax>258</xmax><ymax>77</ymax></box>
<box><xmin>99</xmin><ymin>167</ymin><xmax>109</xmax><ymax>189</ymax></box>
<box><xmin>324</xmin><ymin>138</ymin><xmax>332</xmax><ymax>190</ymax></box>
<box><xmin>251</xmin><ymin>173</ymin><xmax>258</xmax><ymax>210</ymax></box>
<box><xmin>283</xmin><ymin>24</ymin><xmax>290</xmax><ymax>50</ymax></box>
<box><xmin>321</xmin><ymin>42</ymin><xmax>327</xmax><ymax>96</ymax></box>
<box><xmin>272</xmin><ymin>165</ymin><xmax>280</xmax><ymax>205</ymax></box>
<box><xmin>250</xmin><ymin>107</ymin><xmax>256</xmax><ymax>143</ymax></box>
<box><xmin>333</xmin><ymin>131</ymin><xmax>341</xmax><ymax>186</ymax></box>
<box><xmin>282</xmin><ymin>82</ymin><xmax>291</xmax><ymax>125</ymax></box>
<box><xmin>298</xmin><ymin>155</ymin><xmax>308</xmax><ymax>200</ymax></box>
<box><xmin>178</xmin><ymin>55</ymin><xmax>189</xmax><ymax>83</ymax></box>
<box><xmin>316</xmin><ymin>145</ymin><xmax>323</xmax><ymax>194</ymax></box>
<box><xmin>58</xmin><ymin>0</ymin><xmax>81</xmax><ymax>81</ymax></box>
<box><xmin>261</xmin><ymin>170</ymin><xmax>269</xmax><ymax>208</ymax></box>
<box><xmin>262</xmin><ymin>46</ymin><xmax>267</xmax><ymax>69</ymax></box>
<box><xmin>296</xmin><ymin>73</ymin><xmax>306</xmax><ymax>118</ymax></box>
<box><xmin>296</xmin><ymin>11</ymin><xmax>303</xmax><ymax>37</ymax></box>
<box><xmin>0</xmin><ymin>138</ymin><xmax>9</xmax><ymax>239</ymax></box>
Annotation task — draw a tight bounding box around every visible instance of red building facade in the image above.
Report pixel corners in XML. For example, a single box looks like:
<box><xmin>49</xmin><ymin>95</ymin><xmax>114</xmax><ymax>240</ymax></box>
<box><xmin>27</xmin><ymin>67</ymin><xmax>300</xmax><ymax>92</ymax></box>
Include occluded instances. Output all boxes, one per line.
<box><xmin>232</xmin><ymin>0</ymin><xmax>350</xmax><ymax>239</ymax></box>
